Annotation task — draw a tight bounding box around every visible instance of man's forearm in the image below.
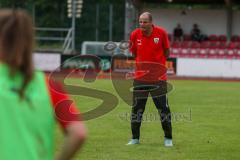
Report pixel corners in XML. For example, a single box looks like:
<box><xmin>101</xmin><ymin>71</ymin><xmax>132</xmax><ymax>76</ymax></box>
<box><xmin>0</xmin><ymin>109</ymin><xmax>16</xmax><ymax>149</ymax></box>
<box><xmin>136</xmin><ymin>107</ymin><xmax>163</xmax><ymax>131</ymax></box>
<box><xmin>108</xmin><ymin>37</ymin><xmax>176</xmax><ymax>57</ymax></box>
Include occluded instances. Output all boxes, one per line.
<box><xmin>164</xmin><ymin>49</ymin><xmax>170</xmax><ymax>58</ymax></box>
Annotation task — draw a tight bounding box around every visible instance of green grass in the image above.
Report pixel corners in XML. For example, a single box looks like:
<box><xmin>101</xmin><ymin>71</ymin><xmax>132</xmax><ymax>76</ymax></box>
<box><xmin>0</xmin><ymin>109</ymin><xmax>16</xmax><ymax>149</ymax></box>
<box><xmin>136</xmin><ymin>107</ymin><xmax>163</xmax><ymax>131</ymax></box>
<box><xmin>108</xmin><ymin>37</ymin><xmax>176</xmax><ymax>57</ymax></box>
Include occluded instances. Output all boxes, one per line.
<box><xmin>55</xmin><ymin>79</ymin><xmax>240</xmax><ymax>160</ymax></box>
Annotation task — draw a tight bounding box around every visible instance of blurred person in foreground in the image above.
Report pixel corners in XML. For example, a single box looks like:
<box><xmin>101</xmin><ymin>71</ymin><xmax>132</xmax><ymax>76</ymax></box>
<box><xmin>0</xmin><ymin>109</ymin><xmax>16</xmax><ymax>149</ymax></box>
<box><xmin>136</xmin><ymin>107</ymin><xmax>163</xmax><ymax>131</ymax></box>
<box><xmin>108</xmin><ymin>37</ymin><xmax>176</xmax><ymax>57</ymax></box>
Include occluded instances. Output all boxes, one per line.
<box><xmin>127</xmin><ymin>12</ymin><xmax>173</xmax><ymax>147</ymax></box>
<box><xmin>0</xmin><ymin>9</ymin><xmax>86</xmax><ymax>160</ymax></box>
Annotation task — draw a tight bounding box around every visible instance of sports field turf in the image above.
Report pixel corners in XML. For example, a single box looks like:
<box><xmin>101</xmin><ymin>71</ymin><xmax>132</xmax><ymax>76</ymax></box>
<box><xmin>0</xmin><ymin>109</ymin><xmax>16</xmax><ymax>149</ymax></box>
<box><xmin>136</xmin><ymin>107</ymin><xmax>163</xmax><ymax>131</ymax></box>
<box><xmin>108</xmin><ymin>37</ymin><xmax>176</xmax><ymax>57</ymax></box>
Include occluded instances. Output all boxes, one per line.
<box><xmin>55</xmin><ymin>79</ymin><xmax>240</xmax><ymax>160</ymax></box>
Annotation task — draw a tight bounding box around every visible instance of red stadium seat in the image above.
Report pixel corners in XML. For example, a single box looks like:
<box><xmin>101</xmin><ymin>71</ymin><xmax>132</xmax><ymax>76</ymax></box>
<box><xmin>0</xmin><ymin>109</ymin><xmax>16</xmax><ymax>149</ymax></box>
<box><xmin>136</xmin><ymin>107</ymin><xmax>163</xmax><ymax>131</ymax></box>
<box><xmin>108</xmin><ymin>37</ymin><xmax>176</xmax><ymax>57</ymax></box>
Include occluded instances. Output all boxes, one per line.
<box><xmin>190</xmin><ymin>41</ymin><xmax>200</xmax><ymax>48</ymax></box>
<box><xmin>170</xmin><ymin>41</ymin><xmax>181</xmax><ymax>56</ymax></box>
<box><xmin>224</xmin><ymin>42</ymin><xmax>237</xmax><ymax>59</ymax></box>
<box><xmin>235</xmin><ymin>42</ymin><xmax>240</xmax><ymax>49</ymax></box>
<box><xmin>189</xmin><ymin>41</ymin><xmax>200</xmax><ymax>57</ymax></box>
<box><xmin>218</xmin><ymin>42</ymin><xmax>227</xmax><ymax>57</ymax></box>
<box><xmin>208</xmin><ymin>34</ymin><xmax>218</xmax><ymax>41</ymax></box>
<box><xmin>218</xmin><ymin>35</ymin><xmax>227</xmax><ymax>42</ymax></box>
<box><xmin>199</xmin><ymin>48</ymin><xmax>208</xmax><ymax>57</ymax></box>
<box><xmin>228</xmin><ymin>42</ymin><xmax>236</xmax><ymax>49</ymax></box>
<box><xmin>183</xmin><ymin>34</ymin><xmax>191</xmax><ymax>41</ymax></box>
<box><xmin>200</xmin><ymin>41</ymin><xmax>210</xmax><ymax>48</ymax></box>
<box><xmin>171</xmin><ymin>41</ymin><xmax>181</xmax><ymax>48</ymax></box>
<box><xmin>181</xmin><ymin>41</ymin><xmax>191</xmax><ymax>48</ymax></box>
<box><xmin>225</xmin><ymin>48</ymin><xmax>235</xmax><ymax>58</ymax></box>
<box><xmin>218</xmin><ymin>48</ymin><xmax>226</xmax><ymax>56</ymax></box>
<box><xmin>189</xmin><ymin>48</ymin><xmax>199</xmax><ymax>56</ymax></box>
<box><xmin>171</xmin><ymin>48</ymin><xmax>181</xmax><ymax>55</ymax></box>
<box><xmin>180</xmin><ymin>48</ymin><xmax>190</xmax><ymax>56</ymax></box>
<box><xmin>231</xmin><ymin>35</ymin><xmax>240</xmax><ymax>42</ymax></box>
<box><xmin>198</xmin><ymin>41</ymin><xmax>210</xmax><ymax>57</ymax></box>
<box><xmin>208</xmin><ymin>48</ymin><xmax>218</xmax><ymax>58</ymax></box>
<box><xmin>178</xmin><ymin>41</ymin><xmax>190</xmax><ymax>57</ymax></box>
<box><xmin>219</xmin><ymin>41</ymin><xmax>227</xmax><ymax>47</ymax></box>
<box><xmin>209</xmin><ymin>41</ymin><xmax>220</xmax><ymax>48</ymax></box>
<box><xmin>235</xmin><ymin>49</ymin><xmax>240</xmax><ymax>59</ymax></box>
<box><xmin>208</xmin><ymin>41</ymin><xmax>219</xmax><ymax>58</ymax></box>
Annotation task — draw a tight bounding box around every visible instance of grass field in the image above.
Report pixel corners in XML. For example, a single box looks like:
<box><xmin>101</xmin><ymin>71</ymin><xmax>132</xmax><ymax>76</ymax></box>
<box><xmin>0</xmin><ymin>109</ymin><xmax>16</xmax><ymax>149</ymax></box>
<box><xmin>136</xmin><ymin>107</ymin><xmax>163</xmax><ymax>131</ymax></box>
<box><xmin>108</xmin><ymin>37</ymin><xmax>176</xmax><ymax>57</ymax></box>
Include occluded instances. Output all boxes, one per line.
<box><xmin>55</xmin><ymin>78</ymin><xmax>240</xmax><ymax>160</ymax></box>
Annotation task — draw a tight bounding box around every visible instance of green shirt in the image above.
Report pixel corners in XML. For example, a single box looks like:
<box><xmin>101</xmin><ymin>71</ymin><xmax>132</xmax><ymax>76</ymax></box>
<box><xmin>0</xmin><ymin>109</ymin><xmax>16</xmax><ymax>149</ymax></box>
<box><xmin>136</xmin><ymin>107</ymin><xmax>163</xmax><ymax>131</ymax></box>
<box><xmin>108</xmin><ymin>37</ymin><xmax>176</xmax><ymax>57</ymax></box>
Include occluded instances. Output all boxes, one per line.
<box><xmin>0</xmin><ymin>63</ymin><xmax>55</xmax><ymax>160</ymax></box>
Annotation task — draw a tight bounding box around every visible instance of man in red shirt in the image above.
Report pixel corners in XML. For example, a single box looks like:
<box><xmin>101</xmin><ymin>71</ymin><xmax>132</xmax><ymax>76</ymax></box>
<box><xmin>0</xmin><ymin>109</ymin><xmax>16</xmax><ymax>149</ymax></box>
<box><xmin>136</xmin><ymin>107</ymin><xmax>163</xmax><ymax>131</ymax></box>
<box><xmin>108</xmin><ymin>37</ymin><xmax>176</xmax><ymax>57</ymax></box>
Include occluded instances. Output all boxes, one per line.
<box><xmin>127</xmin><ymin>12</ymin><xmax>173</xmax><ymax>147</ymax></box>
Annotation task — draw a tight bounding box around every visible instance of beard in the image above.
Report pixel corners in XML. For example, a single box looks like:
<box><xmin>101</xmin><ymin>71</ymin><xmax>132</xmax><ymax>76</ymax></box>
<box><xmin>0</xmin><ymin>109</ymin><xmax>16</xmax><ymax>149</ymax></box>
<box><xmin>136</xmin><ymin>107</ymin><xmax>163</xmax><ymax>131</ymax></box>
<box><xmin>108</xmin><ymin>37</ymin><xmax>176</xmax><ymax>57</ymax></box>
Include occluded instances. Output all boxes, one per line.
<box><xmin>140</xmin><ymin>27</ymin><xmax>147</xmax><ymax>32</ymax></box>
<box><xmin>140</xmin><ymin>26</ymin><xmax>146</xmax><ymax>30</ymax></box>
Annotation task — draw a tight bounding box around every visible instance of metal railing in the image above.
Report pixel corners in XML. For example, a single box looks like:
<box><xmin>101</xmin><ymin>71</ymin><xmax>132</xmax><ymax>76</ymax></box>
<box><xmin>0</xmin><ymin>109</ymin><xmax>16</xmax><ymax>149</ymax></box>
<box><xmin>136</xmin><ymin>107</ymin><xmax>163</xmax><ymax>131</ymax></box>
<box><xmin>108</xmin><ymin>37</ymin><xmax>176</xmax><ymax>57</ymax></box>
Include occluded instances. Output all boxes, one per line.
<box><xmin>62</xmin><ymin>28</ymin><xmax>73</xmax><ymax>54</ymax></box>
<box><xmin>35</xmin><ymin>27</ymin><xmax>73</xmax><ymax>54</ymax></box>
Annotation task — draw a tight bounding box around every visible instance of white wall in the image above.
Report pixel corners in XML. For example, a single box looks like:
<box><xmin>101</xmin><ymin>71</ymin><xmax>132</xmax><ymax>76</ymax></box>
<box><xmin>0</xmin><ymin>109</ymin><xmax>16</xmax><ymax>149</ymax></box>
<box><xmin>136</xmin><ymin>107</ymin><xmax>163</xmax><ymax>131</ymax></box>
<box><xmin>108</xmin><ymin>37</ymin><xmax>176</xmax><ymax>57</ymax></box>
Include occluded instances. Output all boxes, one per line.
<box><xmin>34</xmin><ymin>53</ymin><xmax>61</xmax><ymax>71</ymax></box>
<box><xmin>177</xmin><ymin>58</ymin><xmax>240</xmax><ymax>78</ymax></box>
<box><xmin>144</xmin><ymin>7</ymin><xmax>240</xmax><ymax>36</ymax></box>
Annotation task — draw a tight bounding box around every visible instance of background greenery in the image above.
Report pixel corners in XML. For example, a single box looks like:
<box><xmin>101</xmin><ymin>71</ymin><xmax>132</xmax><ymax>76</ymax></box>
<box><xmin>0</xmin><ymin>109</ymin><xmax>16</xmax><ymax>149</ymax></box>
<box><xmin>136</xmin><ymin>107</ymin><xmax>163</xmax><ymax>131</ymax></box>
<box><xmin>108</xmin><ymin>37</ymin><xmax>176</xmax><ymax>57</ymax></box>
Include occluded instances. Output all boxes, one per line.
<box><xmin>0</xmin><ymin>0</ymin><xmax>125</xmax><ymax>51</ymax></box>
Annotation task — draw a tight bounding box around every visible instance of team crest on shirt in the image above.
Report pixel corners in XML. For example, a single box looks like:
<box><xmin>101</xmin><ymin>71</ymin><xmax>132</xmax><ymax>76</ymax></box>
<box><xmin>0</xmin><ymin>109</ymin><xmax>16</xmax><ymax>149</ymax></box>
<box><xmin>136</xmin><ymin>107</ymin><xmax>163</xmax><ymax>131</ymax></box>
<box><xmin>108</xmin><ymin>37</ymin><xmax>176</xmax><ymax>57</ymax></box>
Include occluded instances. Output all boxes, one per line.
<box><xmin>137</xmin><ymin>39</ymin><xmax>142</xmax><ymax>45</ymax></box>
<box><xmin>153</xmin><ymin>37</ymin><xmax>159</xmax><ymax>44</ymax></box>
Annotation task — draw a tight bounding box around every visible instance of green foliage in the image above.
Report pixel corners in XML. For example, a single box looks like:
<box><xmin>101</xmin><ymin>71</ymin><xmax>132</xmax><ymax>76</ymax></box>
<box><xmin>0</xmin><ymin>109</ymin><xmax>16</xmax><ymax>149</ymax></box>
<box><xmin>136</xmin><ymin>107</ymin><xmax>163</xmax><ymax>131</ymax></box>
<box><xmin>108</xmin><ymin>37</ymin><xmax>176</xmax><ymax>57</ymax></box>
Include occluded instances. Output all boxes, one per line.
<box><xmin>0</xmin><ymin>0</ymin><xmax>125</xmax><ymax>51</ymax></box>
<box><xmin>0</xmin><ymin>0</ymin><xmax>27</xmax><ymax>8</ymax></box>
<box><xmin>33</xmin><ymin>0</ymin><xmax>68</xmax><ymax>27</ymax></box>
<box><xmin>75</xmin><ymin>1</ymin><xmax>125</xmax><ymax>50</ymax></box>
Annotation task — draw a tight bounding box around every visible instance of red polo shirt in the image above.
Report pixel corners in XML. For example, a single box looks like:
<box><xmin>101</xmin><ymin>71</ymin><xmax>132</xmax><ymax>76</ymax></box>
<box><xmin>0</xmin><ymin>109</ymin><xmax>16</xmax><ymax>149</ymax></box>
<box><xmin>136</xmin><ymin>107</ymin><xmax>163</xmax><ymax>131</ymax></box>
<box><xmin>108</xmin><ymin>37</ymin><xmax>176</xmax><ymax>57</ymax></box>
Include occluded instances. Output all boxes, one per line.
<box><xmin>130</xmin><ymin>25</ymin><xmax>170</xmax><ymax>82</ymax></box>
